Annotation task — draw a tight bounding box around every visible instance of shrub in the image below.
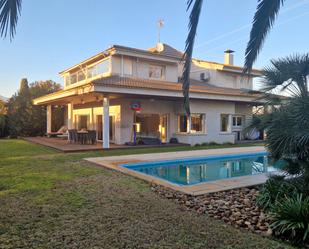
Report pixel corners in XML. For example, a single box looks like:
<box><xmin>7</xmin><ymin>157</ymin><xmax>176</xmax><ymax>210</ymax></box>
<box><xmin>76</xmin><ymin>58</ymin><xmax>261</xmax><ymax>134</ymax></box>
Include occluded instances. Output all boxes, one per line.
<box><xmin>0</xmin><ymin>114</ymin><xmax>8</xmax><ymax>137</ymax></box>
<box><xmin>256</xmin><ymin>175</ymin><xmax>296</xmax><ymax>210</ymax></box>
<box><xmin>270</xmin><ymin>194</ymin><xmax>309</xmax><ymax>244</ymax></box>
<box><xmin>208</xmin><ymin>141</ymin><xmax>219</xmax><ymax>146</ymax></box>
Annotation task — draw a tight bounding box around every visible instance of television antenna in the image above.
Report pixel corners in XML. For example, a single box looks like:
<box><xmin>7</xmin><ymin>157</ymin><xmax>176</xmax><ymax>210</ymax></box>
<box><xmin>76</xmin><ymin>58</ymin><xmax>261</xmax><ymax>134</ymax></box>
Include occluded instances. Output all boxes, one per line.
<box><xmin>157</xmin><ymin>19</ymin><xmax>164</xmax><ymax>43</ymax></box>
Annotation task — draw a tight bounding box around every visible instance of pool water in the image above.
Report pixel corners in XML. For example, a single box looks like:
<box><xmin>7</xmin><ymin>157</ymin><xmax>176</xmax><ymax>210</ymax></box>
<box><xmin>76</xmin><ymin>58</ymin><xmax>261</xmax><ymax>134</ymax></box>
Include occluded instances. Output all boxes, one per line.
<box><xmin>122</xmin><ymin>152</ymin><xmax>279</xmax><ymax>185</ymax></box>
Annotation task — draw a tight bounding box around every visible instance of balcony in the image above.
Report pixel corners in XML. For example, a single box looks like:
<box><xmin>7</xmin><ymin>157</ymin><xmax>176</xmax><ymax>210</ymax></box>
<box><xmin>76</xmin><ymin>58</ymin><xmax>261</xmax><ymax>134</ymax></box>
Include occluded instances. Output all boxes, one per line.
<box><xmin>64</xmin><ymin>58</ymin><xmax>111</xmax><ymax>87</ymax></box>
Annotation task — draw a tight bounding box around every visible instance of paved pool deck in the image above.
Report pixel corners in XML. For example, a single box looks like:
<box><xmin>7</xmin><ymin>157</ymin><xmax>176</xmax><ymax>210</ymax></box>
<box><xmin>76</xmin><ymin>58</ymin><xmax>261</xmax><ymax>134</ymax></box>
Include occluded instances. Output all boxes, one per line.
<box><xmin>85</xmin><ymin>146</ymin><xmax>270</xmax><ymax>196</ymax></box>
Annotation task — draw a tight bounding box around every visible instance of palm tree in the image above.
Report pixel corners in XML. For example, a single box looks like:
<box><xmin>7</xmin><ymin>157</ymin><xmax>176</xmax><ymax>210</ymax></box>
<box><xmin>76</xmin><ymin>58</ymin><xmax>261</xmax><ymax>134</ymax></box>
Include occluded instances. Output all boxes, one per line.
<box><xmin>0</xmin><ymin>0</ymin><xmax>22</xmax><ymax>40</ymax></box>
<box><xmin>0</xmin><ymin>0</ymin><xmax>287</xmax><ymax>116</ymax></box>
<box><xmin>182</xmin><ymin>0</ymin><xmax>285</xmax><ymax>116</ymax></box>
<box><xmin>248</xmin><ymin>54</ymin><xmax>309</xmax><ymax>182</ymax></box>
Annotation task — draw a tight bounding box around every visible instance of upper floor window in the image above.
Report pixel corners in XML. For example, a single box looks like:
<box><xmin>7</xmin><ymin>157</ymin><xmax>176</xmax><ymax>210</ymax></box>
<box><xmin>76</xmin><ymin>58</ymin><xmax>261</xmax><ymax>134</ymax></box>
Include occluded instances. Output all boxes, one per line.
<box><xmin>149</xmin><ymin>65</ymin><xmax>165</xmax><ymax>80</ymax></box>
<box><xmin>123</xmin><ymin>58</ymin><xmax>133</xmax><ymax>76</ymax></box>
<box><xmin>232</xmin><ymin>116</ymin><xmax>243</xmax><ymax>127</ymax></box>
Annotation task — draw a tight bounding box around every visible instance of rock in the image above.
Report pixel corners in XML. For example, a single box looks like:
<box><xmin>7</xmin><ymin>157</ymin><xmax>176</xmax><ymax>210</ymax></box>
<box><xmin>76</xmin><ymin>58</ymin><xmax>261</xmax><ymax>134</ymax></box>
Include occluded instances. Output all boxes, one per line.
<box><xmin>236</xmin><ymin>219</ymin><xmax>244</xmax><ymax>225</ymax></box>
<box><xmin>259</xmin><ymin>212</ymin><xmax>266</xmax><ymax>221</ymax></box>
<box><xmin>243</xmin><ymin>198</ymin><xmax>251</xmax><ymax>206</ymax></box>
<box><xmin>233</xmin><ymin>211</ymin><xmax>242</xmax><ymax>217</ymax></box>
<box><xmin>150</xmin><ymin>183</ymin><xmax>265</xmax><ymax>235</ymax></box>
<box><xmin>165</xmin><ymin>193</ymin><xmax>174</xmax><ymax>199</ymax></box>
<box><xmin>266</xmin><ymin>228</ymin><xmax>273</xmax><ymax>236</ymax></box>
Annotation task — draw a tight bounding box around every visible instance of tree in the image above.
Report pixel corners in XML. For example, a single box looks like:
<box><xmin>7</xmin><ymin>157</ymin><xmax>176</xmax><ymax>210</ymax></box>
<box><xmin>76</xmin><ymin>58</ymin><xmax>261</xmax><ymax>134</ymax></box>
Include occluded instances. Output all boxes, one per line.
<box><xmin>0</xmin><ymin>0</ymin><xmax>287</xmax><ymax>116</ymax></box>
<box><xmin>0</xmin><ymin>0</ymin><xmax>22</xmax><ymax>40</ymax></box>
<box><xmin>7</xmin><ymin>79</ymin><xmax>62</xmax><ymax>136</ymax></box>
<box><xmin>0</xmin><ymin>99</ymin><xmax>8</xmax><ymax>137</ymax></box>
<box><xmin>249</xmin><ymin>54</ymin><xmax>309</xmax><ymax>184</ymax></box>
<box><xmin>181</xmin><ymin>0</ymin><xmax>286</xmax><ymax>116</ymax></box>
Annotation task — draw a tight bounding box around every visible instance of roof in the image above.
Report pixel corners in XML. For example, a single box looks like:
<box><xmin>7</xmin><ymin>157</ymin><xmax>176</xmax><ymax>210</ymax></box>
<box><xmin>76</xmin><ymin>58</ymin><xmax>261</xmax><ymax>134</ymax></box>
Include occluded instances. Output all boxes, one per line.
<box><xmin>148</xmin><ymin>43</ymin><xmax>183</xmax><ymax>58</ymax></box>
<box><xmin>92</xmin><ymin>75</ymin><xmax>261</xmax><ymax>98</ymax></box>
<box><xmin>59</xmin><ymin>43</ymin><xmax>262</xmax><ymax>76</ymax></box>
<box><xmin>33</xmin><ymin>75</ymin><xmax>262</xmax><ymax>105</ymax></box>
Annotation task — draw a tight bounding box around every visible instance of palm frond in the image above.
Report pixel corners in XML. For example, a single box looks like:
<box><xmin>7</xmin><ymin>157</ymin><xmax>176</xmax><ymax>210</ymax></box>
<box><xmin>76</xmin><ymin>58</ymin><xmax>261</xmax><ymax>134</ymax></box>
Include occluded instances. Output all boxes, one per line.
<box><xmin>244</xmin><ymin>0</ymin><xmax>284</xmax><ymax>73</ymax></box>
<box><xmin>0</xmin><ymin>0</ymin><xmax>22</xmax><ymax>40</ymax></box>
<box><xmin>181</xmin><ymin>0</ymin><xmax>203</xmax><ymax>116</ymax></box>
<box><xmin>261</xmin><ymin>54</ymin><xmax>309</xmax><ymax>97</ymax></box>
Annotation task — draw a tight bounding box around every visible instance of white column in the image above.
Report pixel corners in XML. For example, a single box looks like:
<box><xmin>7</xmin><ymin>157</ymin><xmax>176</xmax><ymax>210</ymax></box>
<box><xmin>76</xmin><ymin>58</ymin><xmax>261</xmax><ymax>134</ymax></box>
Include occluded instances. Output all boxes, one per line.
<box><xmin>47</xmin><ymin>105</ymin><xmax>52</xmax><ymax>133</ymax></box>
<box><xmin>67</xmin><ymin>103</ymin><xmax>73</xmax><ymax>129</ymax></box>
<box><xmin>103</xmin><ymin>97</ymin><xmax>110</xmax><ymax>149</ymax></box>
<box><xmin>90</xmin><ymin>107</ymin><xmax>94</xmax><ymax>130</ymax></box>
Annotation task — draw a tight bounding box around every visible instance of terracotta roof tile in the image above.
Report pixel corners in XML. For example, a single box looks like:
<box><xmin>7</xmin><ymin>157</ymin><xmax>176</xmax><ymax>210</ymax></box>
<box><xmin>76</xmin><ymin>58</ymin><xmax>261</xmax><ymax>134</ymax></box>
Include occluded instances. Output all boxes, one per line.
<box><xmin>93</xmin><ymin>76</ymin><xmax>260</xmax><ymax>98</ymax></box>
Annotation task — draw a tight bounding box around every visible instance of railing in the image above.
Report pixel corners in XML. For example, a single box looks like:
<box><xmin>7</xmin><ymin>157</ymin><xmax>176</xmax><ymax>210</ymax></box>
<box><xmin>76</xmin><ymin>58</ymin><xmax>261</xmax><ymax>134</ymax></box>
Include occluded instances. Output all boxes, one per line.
<box><xmin>65</xmin><ymin>59</ymin><xmax>110</xmax><ymax>86</ymax></box>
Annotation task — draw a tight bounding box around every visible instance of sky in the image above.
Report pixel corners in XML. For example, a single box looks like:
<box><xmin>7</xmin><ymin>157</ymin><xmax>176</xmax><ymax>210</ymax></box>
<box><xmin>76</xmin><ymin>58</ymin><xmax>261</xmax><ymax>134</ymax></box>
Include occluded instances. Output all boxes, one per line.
<box><xmin>1</xmin><ymin>0</ymin><xmax>309</xmax><ymax>98</ymax></box>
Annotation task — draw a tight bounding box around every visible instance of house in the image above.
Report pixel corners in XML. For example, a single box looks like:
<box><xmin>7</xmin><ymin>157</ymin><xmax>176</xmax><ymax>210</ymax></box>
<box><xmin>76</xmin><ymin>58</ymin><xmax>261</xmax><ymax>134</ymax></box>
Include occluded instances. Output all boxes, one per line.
<box><xmin>33</xmin><ymin>43</ymin><xmax>262</xmax><ymax>148</ymax></box>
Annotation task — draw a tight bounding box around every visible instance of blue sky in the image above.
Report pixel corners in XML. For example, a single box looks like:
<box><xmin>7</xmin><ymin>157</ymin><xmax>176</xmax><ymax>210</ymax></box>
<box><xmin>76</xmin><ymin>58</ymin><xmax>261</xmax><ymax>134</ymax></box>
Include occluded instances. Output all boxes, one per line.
<box><xmin>1</xmin><ymin>0</ymin><xmax>309</xmax><ymax>97</ymax></box>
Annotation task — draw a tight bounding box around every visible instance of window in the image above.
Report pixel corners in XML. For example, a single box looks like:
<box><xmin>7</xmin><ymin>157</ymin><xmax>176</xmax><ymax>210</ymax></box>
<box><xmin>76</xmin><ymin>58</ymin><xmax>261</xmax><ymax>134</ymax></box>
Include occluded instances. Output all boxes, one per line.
<box><xmin>232</xmin><ymin>116</ymin><xmax>242</xmax><ymax>127</ymax></box>
<box><xmin>149</xmin><ymin>65</ymin><xmax>165</xmax><ymax>79</ymax></box>
<box><xmin>123</xmin><ymin>58</ymin><xmax>133</xmax><ymax>76</ymax></box>
<box><xmin>77</xmin><ymin>71</ymin><xmax>86</xmax><ymax>81</ymax></box>
<box><xmin>64</xmin><ymin>75</ymin><xmax>71</xmax><ymax>86</ymax></box>
<box><xmin>178</xmin><ymin>115</ymin><xmax>187</xmax><ymax>133</ymax></box>
<box><xmin>178</xmin><ymin>114</ymin><xmax>205</xmax><ymax>133</ymax></box>
<box><xmin>191</xmin><ymin>114</ymin><xmax>204</xmax><ymax>133</ymax></box>
<box><xmin>70</xmin><ymin>73</ymin><xmax>77</xmax><ymax>84</ymax></box>
<box><xmin>96</xmin><ymin>59</ymin><xmax>110</xmax><ymax>75</ymax></box>
<box><xmin>220</xmin><ymin>114</ymin><xmax>229</xmax><ymax>132</ymax></box>
<box><xmin>76</xmin><ymin>115</ymin><xmax>89</xmax><ymax>130</ymax></box>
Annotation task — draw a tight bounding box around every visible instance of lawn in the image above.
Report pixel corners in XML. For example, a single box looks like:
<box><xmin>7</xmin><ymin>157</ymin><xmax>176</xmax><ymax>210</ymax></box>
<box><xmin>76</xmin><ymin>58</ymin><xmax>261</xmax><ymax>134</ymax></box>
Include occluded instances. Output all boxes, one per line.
<box><xmin>0</xmin><ymin>139</ymin><xmax>294</xmax><ymax>249</ymax></box>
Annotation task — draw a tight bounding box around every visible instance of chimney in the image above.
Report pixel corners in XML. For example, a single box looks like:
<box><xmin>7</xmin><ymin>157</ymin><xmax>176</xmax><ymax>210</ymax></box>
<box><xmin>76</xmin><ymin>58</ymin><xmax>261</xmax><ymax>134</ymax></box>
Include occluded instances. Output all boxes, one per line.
<box><xmin>224</xmin><ymin>49</ymin><xmax>235</xmax><ymax>65</ymax></box>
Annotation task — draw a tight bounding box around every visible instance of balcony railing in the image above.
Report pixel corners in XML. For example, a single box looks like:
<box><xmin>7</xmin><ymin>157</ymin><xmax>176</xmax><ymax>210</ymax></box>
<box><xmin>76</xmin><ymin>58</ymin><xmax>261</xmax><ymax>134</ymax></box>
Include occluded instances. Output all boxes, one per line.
<box><xmin>65</xmin><ymin>59</ymin><xmax>110</xmax><ymax>86</ymax></box>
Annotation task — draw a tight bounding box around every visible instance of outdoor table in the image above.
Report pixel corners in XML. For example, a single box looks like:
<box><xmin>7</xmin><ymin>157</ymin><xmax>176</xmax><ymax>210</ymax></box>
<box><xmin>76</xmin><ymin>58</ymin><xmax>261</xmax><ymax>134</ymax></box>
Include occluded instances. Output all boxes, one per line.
<box><xmin>77</xmin><ymin>131</ymin><xmax>89</xmax><ymax>144</ymax></box>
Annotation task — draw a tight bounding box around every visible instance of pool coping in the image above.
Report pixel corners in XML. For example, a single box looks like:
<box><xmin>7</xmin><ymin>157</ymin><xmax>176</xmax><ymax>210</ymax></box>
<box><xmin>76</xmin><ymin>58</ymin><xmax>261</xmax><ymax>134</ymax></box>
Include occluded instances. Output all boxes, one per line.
<box><xmin>85</xmin><ymin>146</ymin><xmax>272</xmax><ymax>196</ymax></box>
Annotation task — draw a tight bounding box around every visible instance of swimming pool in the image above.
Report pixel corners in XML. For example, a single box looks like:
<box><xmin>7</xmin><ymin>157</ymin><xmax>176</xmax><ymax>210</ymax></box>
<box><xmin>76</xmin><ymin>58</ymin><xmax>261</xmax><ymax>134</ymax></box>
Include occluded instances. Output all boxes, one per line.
<box><xmin>121</xmin><ymin>152</ymin><xmax>279</xmax><ymax>186</ymax></box>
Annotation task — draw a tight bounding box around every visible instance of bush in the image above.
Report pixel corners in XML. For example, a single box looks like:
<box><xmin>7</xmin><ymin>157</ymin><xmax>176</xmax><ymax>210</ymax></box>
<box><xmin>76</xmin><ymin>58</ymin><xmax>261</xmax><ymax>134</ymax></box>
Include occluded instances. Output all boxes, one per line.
<box><xmin>256</xmin><ymin>175</ymin><xmax>305</xmax><ymax>210</ymax></box>
<box><xmin>208</xmin><ymin>141</ymin><xmax>219</xmax><ymax>146</ymax></box>
<box><xmin>270</xmin><ymin>194</ymin><xmax>309</xmax><ymax>244</ymax></box>
<box><xmin>0</xmin><ymin>114</ymin><xmax>8</xmax><ymax>137</ymax></box>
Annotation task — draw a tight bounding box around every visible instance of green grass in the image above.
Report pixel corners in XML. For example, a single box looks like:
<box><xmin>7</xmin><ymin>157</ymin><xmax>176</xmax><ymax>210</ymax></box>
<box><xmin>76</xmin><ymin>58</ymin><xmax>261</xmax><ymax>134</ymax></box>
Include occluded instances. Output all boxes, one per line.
<box><xmin>0</xmin><ymin>139</ymin><xmax>295</xmax><ymax>249</ymax></box>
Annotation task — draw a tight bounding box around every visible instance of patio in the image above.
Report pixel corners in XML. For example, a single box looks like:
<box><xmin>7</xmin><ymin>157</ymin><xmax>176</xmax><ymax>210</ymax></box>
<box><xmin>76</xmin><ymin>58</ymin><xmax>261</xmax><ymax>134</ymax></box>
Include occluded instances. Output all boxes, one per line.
<box><xmin>24</xmin><ymin>136</ymin><xmax>189</xmax><ymax>152</ymax></box>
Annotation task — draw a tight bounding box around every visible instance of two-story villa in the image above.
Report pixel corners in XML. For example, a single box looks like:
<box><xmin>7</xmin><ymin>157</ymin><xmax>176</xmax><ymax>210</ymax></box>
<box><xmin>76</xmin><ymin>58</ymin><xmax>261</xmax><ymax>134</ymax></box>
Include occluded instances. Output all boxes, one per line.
<box><xmin>33</xmin><ymin>43</ymin><xmax>262</xmax><ymax>148</ymax></box>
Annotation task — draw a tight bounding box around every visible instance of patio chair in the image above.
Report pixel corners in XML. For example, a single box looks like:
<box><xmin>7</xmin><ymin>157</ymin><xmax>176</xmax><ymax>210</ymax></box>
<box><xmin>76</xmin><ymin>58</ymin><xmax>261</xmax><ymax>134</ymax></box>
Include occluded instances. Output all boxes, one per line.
<box><xmin>87</xmin><ymin>130</ymin><xmax>97</xmax><ymax>144</ymax></box>
<box><xmin>68</xmin><ymin>129</ymin><xmax>78</xmax><ymax>143</ymax></box>
<box><xmin>47</xmin><ymin>125</ymin><xmax>67</xmax><ymax>138</ymax></box>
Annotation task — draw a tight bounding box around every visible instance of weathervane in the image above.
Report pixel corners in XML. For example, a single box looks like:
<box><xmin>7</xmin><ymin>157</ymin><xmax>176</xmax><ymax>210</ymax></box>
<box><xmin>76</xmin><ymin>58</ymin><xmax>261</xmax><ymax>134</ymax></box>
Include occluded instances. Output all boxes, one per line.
<box><xmin>157</xmin><ymin>19</ymin><xmax>164</xmax><ymax>43</ymax></box>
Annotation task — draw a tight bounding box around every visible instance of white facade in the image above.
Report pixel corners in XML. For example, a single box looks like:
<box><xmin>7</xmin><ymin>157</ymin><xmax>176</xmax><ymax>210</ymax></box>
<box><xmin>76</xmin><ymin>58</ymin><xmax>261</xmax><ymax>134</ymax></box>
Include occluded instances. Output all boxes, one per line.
<box><xmin>35</xmin><ymin>43</ymin><xmax>262</xmax><ymax>147</ymax></box>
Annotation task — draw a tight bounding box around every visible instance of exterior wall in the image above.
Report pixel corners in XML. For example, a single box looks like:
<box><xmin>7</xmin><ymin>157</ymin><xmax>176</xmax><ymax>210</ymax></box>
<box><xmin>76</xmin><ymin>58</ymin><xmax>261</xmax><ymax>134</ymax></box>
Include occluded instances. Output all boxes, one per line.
<box><xmin>70</xmin><ymin>99</ymin><xmax>253</xmax><ymax>145</ymax></box>
<box><xmin>111</xmin><ymin>55</ymin><xmax>178</xmax><ymax>82</ymax></box>
<box><xmin>188</xmin><ymin>62</ymin><xmax>253</xmax><ymax>89</ymax></box>
<box><xmin>173</xmin><ymin>100</ymin><xmax>236</xmax><ymax>145</ymax></box>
